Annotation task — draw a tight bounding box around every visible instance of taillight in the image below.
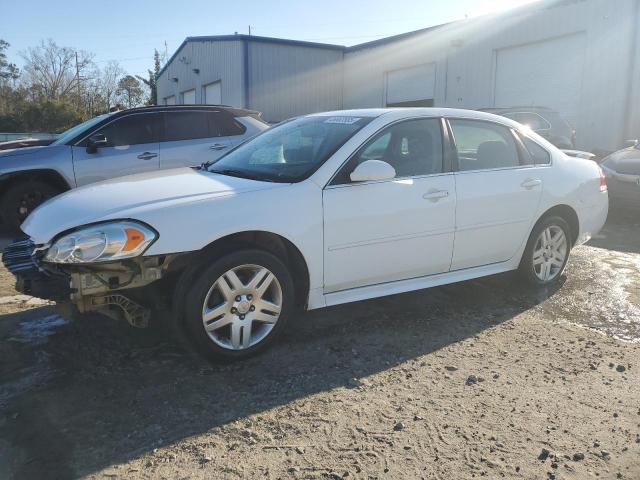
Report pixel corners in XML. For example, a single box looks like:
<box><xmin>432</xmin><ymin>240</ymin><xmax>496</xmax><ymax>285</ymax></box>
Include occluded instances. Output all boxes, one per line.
<box><xmin>598</xmin><ymin>166</ymin><xmax>607</xmax><ymax>192</ymax></box>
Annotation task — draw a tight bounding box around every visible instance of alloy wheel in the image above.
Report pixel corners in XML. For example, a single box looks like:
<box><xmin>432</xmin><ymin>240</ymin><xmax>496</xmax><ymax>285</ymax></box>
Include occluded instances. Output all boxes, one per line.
<box><xmin>532</xmin><ymin>225</ymin><xmax>567</xmax><ymax>282</ymax></box>
<box><xmin>201</xmin><ymin>264</ymin><xmax>282</xmax><ymax>350</ymax></box>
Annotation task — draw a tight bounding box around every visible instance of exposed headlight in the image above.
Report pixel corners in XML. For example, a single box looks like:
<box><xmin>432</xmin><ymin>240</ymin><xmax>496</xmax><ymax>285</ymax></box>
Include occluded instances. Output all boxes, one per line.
<box><xmin>44</xmin><ymin>221</ymin><xmax>157</xmax><ymax>264</ymax></box>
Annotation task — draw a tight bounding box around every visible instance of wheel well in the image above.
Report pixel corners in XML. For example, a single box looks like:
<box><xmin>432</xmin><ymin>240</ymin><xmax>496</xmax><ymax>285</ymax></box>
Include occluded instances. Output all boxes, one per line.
<box><xmin>537</xmin><ymin>205</ymin><xmax>579</xmax><ymax>245</ymax></box>
<box><xmin>197</xmin><ymin>231</ymin><xmax>311</xmax><ymax>308</ymax></box>
<box><xmin>0</xmin><ymin>169</ymin><xmax>70</xmax><ymax>196</ymax></box>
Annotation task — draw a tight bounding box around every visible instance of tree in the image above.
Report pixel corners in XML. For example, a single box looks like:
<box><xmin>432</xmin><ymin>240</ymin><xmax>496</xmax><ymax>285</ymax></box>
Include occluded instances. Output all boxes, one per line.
<box><xmin>117</xmin><ymin>75</ymin><xmax>144</xmax><ymax>108</ymax></box>
<box><xmin>99</xmin><ymin>60</ymin><xmax>124</xmax><ymax>110</ymax></box>
<box><xmin>136</xmin><ymin>49</ymin><xmax>161</xmax><ymax>105</ymax></box>
<box><xmin>0</xmin><ymin>39</ymin><xmax>19</xmax><ymax>83</ymax></box>
<box><xmin>21</xmin><ymin>39</ymin><xmax>94</xmax><ymax>100</ymax></box>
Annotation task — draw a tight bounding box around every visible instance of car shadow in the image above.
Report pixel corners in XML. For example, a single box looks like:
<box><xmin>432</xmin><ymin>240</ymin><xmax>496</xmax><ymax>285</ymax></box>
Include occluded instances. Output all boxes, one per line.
<box><xmin>0</xmin><ymin>272</ymin><xmax>564</xmax><ymax>479</ymax></box>
<box><xmin>588</xmin><ymin>209</ymin><xmax>640</xmax><ymax>254</ymax></box>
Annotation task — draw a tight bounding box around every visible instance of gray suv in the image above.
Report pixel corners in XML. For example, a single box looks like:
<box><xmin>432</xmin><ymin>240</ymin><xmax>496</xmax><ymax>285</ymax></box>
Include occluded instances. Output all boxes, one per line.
<box><xmin>0</xmin><ymin>105</ymin><xmax>268</xmax><ymax>231</ymax></box>
<box><xmin>479</xmin><ymin>106</ymin><xmax>576</xmax><ymax>149</ymax></box>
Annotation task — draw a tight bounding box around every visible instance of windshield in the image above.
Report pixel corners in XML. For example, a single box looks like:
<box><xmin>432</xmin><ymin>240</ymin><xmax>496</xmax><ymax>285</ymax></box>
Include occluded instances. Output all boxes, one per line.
<box><xmin>51</xmin><ymin>113</ymin><xmax>113</xmax><ymax>146</ymax></box>
<box><xmin>207</xmin><ymin>115</ymin><xmax>373</xmax><ymax>182</ymax></box>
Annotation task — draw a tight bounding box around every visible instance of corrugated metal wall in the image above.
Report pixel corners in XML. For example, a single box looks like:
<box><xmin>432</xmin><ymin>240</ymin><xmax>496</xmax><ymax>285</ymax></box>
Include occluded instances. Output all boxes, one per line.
<box><xmin>342</xmin><ymin>0</ymin><xmax>640</xmax><ymax>151</ymax></box>
<box><xmin>247</xmin><ymin>42</ymin><xmax>343</xmax><ymax>122</ymax></box>
<box><xmin>157</xmin><ymin>40</ymin><xmax>245</xmax><ymax>107</ymax></box>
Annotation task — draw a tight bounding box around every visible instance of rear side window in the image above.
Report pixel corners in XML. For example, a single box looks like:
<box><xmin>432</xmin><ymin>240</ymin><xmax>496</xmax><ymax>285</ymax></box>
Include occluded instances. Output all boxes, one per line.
<box><xmin>209</xmin><ymin>111</ymin><xmax>246</xmax><ymax>136</ymax></box>
<box><xmin>163</xmin><ymin>111</ymin><xmax>210</xmax><ymax>141</ymax></box>
<box><xmin>93</xmin><ymin>113</ymin><xmax>161</xmax><ymax>147</ymax></box>
<box><xmin>521</xmin><ymin>136</ymin><xmax>551</xmax><ymax>165</ymax></box>
<box><xmin>449</xmin><ymin>119</ymin><xmax>520</xmax><ymax>171</ymax></box>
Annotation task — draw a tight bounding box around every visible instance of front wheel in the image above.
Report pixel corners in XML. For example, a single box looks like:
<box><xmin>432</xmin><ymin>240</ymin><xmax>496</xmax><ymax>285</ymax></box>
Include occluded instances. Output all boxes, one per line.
<box><xmin>1</xmin><ymin>180</ymin><xmax>61</xmax><ymax>232</ymax></box>
<box><xmin>183</xmin><ymin>249</ymin><xmax>295</xmax><ymax>361</ymax></box>
<box><xmin>519</xmin><ymin>216</ymin><xmax>572</xmax><ymax>286</ymax></box>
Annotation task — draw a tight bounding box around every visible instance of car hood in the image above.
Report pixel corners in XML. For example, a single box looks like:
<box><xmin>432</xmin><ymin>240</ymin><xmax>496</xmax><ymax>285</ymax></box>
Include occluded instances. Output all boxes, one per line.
<box><xmin>22</xmin><ymin>167</ymin><xmax>285</xmax><ymax>243</ymax></box>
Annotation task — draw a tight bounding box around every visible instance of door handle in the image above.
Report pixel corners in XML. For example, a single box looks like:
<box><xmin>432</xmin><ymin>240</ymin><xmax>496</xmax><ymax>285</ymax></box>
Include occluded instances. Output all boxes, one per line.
<box><xmin>423</xmin><ymin>189</ymin><xmax>449</xmax><ymax>201</ymax></box>
<box><xmin>137</xmin><ymin>152</ymin><xmax>158</xmax><ymax>160</ymax></box>
<box><xmin>210</xmin><ymin>143</ymin><xmax>228</xmax><ymax>151</ymax></box>
<box><xmin>521</xmin><ymin>178</ymin><xmax>542</xmax><ymax>189</ymax></box>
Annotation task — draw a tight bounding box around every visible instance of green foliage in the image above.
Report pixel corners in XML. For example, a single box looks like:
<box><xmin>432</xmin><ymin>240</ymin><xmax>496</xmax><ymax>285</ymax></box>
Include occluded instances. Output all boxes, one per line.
<box><xmin>0</xmin><ymin>39</ymin><xmax>19</xmax><ymax>81</ymax></box>
<box><xmin>137</xmin><ymin>49</ymin><xmax>161</xmax><ymax>105</ymax></box>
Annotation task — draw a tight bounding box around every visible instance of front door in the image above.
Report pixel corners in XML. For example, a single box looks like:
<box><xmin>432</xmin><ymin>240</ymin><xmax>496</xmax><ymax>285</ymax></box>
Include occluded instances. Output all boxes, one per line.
<box><xmin>323</xmin><ymin>118</ymin><xmax>456</xmax><ymax>293</ymax></box>
<box><xmin>447</xmin><ymin>118</ymin><xmax>544</xmax><ymax>270</ymax></box>
<box><xmin>72</xmin><ymin>113</ymin><xmax>161</xmax><ymax>186</ymax></box>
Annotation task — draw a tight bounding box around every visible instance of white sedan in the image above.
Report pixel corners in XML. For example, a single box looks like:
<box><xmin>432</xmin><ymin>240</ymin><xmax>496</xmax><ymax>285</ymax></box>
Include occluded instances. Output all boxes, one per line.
<box><xmin>3</xmin><ymin>108</ymin><xmax>609</xmax><ymax>360</ymax></box>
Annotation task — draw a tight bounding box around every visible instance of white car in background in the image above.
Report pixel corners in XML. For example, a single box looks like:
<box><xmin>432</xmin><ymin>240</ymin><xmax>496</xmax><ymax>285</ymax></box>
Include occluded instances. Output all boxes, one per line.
<box><xmin>3</xmin><ymin>108</ymin><xmax>609</xmax><ymax>360</ymax></box>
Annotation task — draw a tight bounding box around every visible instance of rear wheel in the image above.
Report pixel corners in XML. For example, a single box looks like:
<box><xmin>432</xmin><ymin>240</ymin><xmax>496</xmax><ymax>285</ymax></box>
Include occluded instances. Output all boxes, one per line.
<box><xmin>1</xmin><ymin>180</ymin><xmax>61</xmax><ymax>232</ymax></box>
<box><xmin>519</xmin><ymin>216</ymin><xmax>571</xmax><ymax>286</ymax></box>
<box><xmin>183</xmin><ymin>249</ymin><xmax>295</xmax><ymax>361</ymax></box>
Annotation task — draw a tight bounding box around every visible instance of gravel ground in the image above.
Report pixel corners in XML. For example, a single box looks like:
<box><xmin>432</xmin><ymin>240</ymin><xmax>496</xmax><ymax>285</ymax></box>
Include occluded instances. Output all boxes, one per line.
<box><xmin>0</xmin><ymin>210</ymin><xmax>639</xmax><ymax>480</ymax></box>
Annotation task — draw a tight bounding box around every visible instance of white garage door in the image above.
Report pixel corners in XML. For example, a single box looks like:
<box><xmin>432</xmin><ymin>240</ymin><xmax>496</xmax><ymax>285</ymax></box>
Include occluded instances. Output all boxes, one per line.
<box><xmin>494</xmin><ymin>33</ymin><xmax>586</xmax><ymax>126</ymax></box>
<box><xmin>204</xmin><ymin>81</ymin><xmax>222</xmax><ymax>105</ymax></box>
<box><xmin>182</xmin><ymin>89</ymin><xmax>196</xmax><ymax>104</ymax></box>
<box><xmin>386</xmin><ymin>63</ymin><xmax>436</xmax><ymax>107</ymax></box>
<box><xmin>164</xmin><ymin>96</ymin><xmax>175</xmax><ymax>105</ymax></box>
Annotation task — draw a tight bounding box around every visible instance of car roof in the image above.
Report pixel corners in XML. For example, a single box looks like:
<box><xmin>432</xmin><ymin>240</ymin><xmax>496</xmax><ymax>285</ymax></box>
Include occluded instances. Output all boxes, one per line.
<box><xmin>479</xmin><ymin>106</ymin><xmax>557</xmax><ymax>114</ymax></box>
<box><xmin>111</xmin><ymin>104</ymin><xmax>263</xmax><ymax>119</ymax></box>
<box><xmin>307</xmin><ymin>107</ymin><xmax>520</xmax><ymax>125</ymax></box>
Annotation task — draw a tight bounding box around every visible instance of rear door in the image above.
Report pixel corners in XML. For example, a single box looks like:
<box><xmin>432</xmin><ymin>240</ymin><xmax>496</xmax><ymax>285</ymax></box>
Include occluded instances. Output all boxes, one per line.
<box><xmin>159</xmin><ymin>110</ymin><xmax>232</xmax><ymax>169</ymax></box>
<box><xmin>71</xmin><ymin>113</ymin><xmax>161</xmax><ymax>186</ymax></box>
<box><xmin>448</xmin><ymin>118</ymin><xmax>544</xmax><ymax>270</ymax></box>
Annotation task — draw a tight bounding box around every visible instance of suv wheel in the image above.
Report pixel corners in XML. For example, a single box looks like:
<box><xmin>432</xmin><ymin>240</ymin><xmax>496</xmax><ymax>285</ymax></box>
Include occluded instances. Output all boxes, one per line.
<box><xmin>2</xmin><ymin>180</ymin><xmax>60</xmax><ymax>232</ymax></box>
<box><xmin>519</xmin><ymin>216</ymin><xmax>571</xmax><ymax>285</ymax></box>
<box><xmin>183</xmin><ymin>249</ymin><xmax>295</xmax><ymax>361</ymax></box>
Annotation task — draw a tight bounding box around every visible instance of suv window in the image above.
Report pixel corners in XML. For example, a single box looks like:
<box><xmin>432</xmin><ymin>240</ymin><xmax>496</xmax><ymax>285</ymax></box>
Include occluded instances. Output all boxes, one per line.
<box><xmin>163</xmin><ymin>110</ymin><xmax>246</xmax><ymax>141</ymax></box>
<box><xmin>449</xmin><ymin>119</ymin><xmax>520</xmax><ymax>171</ymax></box>
<box><xmin>164</xmin><ymin>111</ymin><xmax>210</xmax><ymax>142</ymax></box>
<box><xmin>521</xmin><ymin>136</ymin><xmax>551</xmax><ymax>165</ymax></box>
<box><xmin>91</xmin><ymin>113</ymin><xmax>161</xmax><ymax>147</ymax></box>
<box><xmin>210</xmin><ymin>111</ymin><xmax>246</xmax><ymax>137</ymax></box>
<box><xmin>503</xmin><ymin>112</ymin><xmax>551</xmax><ymax>131</ymax></box>
<box><xmin>332</xmin><ymin>118</ymin><xmax>443</xmax><ymax>184</ymax></box>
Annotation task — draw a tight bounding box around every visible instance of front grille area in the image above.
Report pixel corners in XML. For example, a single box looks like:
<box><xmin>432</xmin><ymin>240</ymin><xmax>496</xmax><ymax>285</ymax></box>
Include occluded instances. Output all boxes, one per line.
<box><xmin>2</xmin><ymin>237</ymin><xmax>72</xmax><ymax>301</ymax></box>
<box><xmin>2</xmin><ymin>237</ymin><xmax>38</xmax><ymax>276</ymax></box>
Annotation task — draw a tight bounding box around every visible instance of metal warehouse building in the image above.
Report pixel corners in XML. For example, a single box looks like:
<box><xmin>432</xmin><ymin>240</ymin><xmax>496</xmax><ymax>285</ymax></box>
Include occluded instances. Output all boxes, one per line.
<box><xmin>157</xmin><ymin>0</ymin><xmax>640</xmax><ymax>152</ymax></box>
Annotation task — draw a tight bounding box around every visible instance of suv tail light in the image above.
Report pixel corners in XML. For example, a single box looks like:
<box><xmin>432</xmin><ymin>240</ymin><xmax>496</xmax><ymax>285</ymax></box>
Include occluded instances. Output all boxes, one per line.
<box><xmin>598</xmin><ymin>166</ymin><xmax>607</xmax><ymax>192</ymax></box>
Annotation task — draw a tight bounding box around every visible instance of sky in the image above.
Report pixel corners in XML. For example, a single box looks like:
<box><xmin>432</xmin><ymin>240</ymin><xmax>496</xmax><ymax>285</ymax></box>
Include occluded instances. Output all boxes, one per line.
<box><xmin>2</xmin><ymin>0</ymin><xmax>538</xmax><ymax>78</ymax></box>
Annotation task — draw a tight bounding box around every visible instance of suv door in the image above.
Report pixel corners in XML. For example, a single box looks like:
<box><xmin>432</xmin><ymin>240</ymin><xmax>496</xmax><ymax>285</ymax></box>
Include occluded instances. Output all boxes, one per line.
<box><xmin>322</xmin><ymin>118</ymin><xmax>456</xmax><ymax>292</ymax></box>
<box><xmin>71</xmin><ymin>113</ymin><xmax>161</xmax><ymax>186</ymax></box>
<box><xmin>447</xmin><ymin>118</ymin><xmax>544</xmax><ymax>270</ymax></box>
<box><xmin>159</xmin><ymin>110</ymin><xmax>246</xmax><ymax>169</ymax></box>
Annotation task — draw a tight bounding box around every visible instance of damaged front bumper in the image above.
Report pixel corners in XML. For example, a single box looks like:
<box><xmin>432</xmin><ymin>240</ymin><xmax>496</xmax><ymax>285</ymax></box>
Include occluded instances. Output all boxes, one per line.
<box><xmin>2</xmin><ymin>237</ymin><xmax>182</xmax><ymax>328</ymax></box>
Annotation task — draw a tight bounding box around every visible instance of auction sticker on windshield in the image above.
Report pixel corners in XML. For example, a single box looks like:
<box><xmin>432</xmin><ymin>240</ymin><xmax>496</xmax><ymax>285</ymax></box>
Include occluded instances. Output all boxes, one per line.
<box><xmin>324</xmin><ymin>117</ymin><xmax>362</xmax><ymax>124</ymax></box>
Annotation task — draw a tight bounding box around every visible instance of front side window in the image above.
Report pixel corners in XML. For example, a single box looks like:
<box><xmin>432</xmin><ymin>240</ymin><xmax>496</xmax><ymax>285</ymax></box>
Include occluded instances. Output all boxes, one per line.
<box><xmin>332</xmin><ymin>118</ymin><xmax>444</xmax><ymax>184</ymax></box>
<box><xmin>91</xmin><ymin>113</ymin><xmax>160</xmax><ymax>147</ymax></box>
<box><xmin>207</xmin><ymin>115</ymin><xmax>373</xmax><ymax>183</ymax></box>
<box><xmin>449</xmin><ymin>119</ymin><xmax>520</xmax><ymax>171</ymax></box>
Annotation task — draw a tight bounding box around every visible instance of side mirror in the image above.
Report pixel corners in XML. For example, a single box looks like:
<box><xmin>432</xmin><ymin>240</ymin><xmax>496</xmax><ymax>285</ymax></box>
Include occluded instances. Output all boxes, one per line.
<box><xmin>350</xmin><ymin>160</ymin><xmax>396</xmax><ymax>182</ymax></box>
<box><xmin>86</xmin><ymin>133</ymin><xmax>108</xmax><ymax>154</ymax></box>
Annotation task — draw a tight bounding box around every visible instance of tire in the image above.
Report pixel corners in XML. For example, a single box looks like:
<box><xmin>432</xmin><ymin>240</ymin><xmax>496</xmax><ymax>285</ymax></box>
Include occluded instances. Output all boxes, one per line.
<box><xmin>519</xmin><ymin>215</ymin><xmax>572</xmax><ymax>286</ymax></box>
<box><xmin>182</xmin><ymin>249</ymin><xmax>295</xmax><ymax>361</ymax></box>
<box><xmin>1</xmin><ymin>180</ymin><xmax>61</xmax><ymax>232</ymax></box>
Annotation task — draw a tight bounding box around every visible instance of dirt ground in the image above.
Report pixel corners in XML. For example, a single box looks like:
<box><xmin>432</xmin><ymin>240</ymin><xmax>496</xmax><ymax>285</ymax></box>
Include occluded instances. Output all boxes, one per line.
<box><xmin>0</xmin><ymin>210</ymin><xmax>639</xmax><ymax>480</ymax></box>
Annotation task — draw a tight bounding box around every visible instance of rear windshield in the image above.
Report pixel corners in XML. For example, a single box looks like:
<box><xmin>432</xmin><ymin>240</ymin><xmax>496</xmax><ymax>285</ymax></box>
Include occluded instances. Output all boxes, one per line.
<box><xmin>208</xmin><ymin>115</ymin><xmax>373</xmax><ymax>183</ymax></box>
